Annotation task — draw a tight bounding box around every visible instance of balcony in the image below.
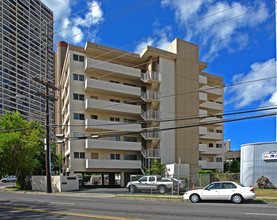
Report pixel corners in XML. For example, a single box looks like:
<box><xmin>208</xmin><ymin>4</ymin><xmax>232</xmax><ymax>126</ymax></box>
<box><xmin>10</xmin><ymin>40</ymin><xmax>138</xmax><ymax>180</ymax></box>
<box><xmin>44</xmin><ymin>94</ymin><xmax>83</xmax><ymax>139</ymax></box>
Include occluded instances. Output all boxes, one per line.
<box><xmin>85</xmin><ymin>139</ymin><xmax>141</xmax><ymax>151</ymax></box>
<box><xmin>199</xmin><ymin>100</ymin><xmax>223</xmax><ymax>111</ymax></box>
<box><xmin>141</xmin><ymin>110</ymin><xmax>160</xmax><ymax>121</ymax></box>
<box><xmin>199</xmin><ymin>75</ymin><xmax>207</xmax><ymax>85</ymax></box>
<box><xmin>199</xmin><ymin>92</ymin><xmax>207</xmax><ymax>103</ymax></box>
<box><xmin>199</xmin><ymin>143</ymin><xmax>208</xmax><ymax>152</ymax></box>
<box><xmin>200</xmin><ymin>85</ymin><xmax>223</xmax><ymax>97</ymax></box>
<box><xmin>199</xmin><ymin>147</ymin><xmax>224</xmax><ymax>155</ymax></box>
<box><xmin>200</xmin><ymin>115</ymin><xmax>223</xmax><ymax>123</ymax></box>
<box><xmin>199</xmin><ymin>126</ymin><xmax>207</xmax><ymax>135</ymax></box>
<box><xmin>199</xmin><ymin>160</ymin><xmax>223</xmax><ymax>170</ymax></box>
<box><xmin>85</xmin><ymin>57</ymin><xmax>141</xmax><ymax>79</ymax></box>
<box><xmin>85</xmin><ymin>78</ymin><xmax>141</xmax><ymax>98</ymax></box>
<box><xmin>141</xmin><ymin>90</ymin><xmax>160</xmax><ymax>102</ymax></box>
<box><xmin>141</xmin><ymin>71</ymin><xmax>161</xmax><ymax>83</ymax></box>
<box><xmin>85</xmin><ymin>119</ymin><xmax>141</xmax><ymax>132</ymax></box>
<box><xmin>85</xmin><ymin>99</ymin><xmax>141</xmax><ymax>115</ymax></box>
<box><xmin>86</xmin><ymin>159</ymin><xmax>141</xmax><ymax>169</ymax></box>
<box><xmin>200</xmin><ymin>132</ymin><xmax>224</xmax><ymax>140</ymax></box>
<box><xmin>141</xmin><ymin>130</ymin><xmax>160</xmax><ymax>140</ymax></box>
<box><xmin>141</xmin><ymin>148</ymin><xmax>161</xmax><ymax>158</ymax></box>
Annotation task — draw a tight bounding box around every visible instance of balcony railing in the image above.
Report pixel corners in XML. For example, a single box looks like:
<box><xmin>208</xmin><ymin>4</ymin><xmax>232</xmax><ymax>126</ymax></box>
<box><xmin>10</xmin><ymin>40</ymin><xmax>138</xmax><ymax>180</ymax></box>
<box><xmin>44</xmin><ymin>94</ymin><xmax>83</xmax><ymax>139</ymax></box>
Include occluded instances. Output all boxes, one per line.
<box><xmin>141</xmin><ymin>110</ymin><xmax>160</xmax><ymax>121</ymax></box>
<box><xmin>141</xmin><ymin>148</ymin><xmax>161</xmax><ymax>158</ymax></box>
<box><xmin>141</xmin><ymin>90</ymin><xmax>160</xmax><ymax>102</ymax></box>
<box><xmin>141</xmin><ymin>71</ymin><xmax>161</xmax><ymax>83</ymax></box>
<box><xmin>141</xmin><ymin>130</ymin><xmax>160</xmax><ymax>140</ymax></box>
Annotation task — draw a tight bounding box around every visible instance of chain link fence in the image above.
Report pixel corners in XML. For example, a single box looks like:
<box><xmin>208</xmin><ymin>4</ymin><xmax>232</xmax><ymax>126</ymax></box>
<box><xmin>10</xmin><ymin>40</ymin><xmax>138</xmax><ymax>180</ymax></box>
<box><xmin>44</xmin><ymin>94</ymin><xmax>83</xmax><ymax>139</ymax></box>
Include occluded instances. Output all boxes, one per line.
<box><xmin>127</xmin><ymin>173</ymin><xmax>240</xmax><ymax>194</ymax></box>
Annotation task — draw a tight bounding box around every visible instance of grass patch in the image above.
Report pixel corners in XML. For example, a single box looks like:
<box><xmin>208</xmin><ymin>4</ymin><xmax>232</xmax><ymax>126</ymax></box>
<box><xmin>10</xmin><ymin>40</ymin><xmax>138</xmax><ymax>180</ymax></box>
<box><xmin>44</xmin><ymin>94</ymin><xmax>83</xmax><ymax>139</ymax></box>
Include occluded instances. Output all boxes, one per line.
<box><xmin>255</xmin><ymin>188</ymin><xmax>277</xmax><ymax>197</ymax></box>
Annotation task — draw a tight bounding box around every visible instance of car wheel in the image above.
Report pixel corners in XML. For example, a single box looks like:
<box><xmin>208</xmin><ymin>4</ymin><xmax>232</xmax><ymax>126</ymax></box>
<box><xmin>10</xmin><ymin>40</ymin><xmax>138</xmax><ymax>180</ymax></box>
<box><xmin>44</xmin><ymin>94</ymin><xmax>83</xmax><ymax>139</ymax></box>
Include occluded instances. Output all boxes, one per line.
<box><xmin>2</xmin><ymin>180</ymin><xmax>6</xmax><ymax>183</ymax></box>
<box><xmin>190</xmin><ymin>194</ymin><xmax>200</xmax><ymax>203</ymax></box>
<box><xmin>231</xmin><ymin>194</ymin><xmax>243</xmax><ymax>204</ymax></box>
<box><xmin>158</xmin><ymin>186</ymin><xmax>167</xmax><ymax>194</ymax></box>
<box><xmin>129</xmin><ymin>185</ymin><xmax>137</xmax><ymax>193</ymax></box>
<box><xmin>93</xmin><ymin>182</ymin><xmax>98</xmax><ymax>185</ymax></box>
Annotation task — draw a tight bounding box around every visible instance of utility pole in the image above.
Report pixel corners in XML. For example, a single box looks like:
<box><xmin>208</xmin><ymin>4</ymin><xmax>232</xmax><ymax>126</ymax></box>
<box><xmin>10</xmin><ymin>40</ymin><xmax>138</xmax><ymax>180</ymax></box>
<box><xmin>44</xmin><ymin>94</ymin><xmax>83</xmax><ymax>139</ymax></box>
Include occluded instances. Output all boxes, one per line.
<box><xmin>33</xmin><ymin>22</ymin><xmax>56</xmax><ymax>193</ymax></box>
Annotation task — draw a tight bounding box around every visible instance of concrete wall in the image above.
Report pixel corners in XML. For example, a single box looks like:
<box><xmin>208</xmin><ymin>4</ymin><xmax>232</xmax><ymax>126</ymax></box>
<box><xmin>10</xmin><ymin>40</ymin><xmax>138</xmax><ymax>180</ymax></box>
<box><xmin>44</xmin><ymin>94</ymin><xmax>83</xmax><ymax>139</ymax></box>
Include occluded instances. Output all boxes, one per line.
<box><xmin>32</xmin><ymin>176</ymin><xmax>79</xmax><ymax>192</ymax></box>
<box><xmin>240</xmin><ymin>142</ymin><xmax>277</xmax><ymax>187</ymax></box>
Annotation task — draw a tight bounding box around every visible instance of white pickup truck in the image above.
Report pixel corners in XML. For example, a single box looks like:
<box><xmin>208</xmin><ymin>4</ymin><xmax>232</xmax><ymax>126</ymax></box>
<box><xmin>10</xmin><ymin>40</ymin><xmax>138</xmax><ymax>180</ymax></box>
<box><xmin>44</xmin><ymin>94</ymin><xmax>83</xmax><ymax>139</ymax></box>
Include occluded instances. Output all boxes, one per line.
<box><xmin>126</xmin><ymin>175</ymin><xmax>178</xmax><ymax>194</ymax></box>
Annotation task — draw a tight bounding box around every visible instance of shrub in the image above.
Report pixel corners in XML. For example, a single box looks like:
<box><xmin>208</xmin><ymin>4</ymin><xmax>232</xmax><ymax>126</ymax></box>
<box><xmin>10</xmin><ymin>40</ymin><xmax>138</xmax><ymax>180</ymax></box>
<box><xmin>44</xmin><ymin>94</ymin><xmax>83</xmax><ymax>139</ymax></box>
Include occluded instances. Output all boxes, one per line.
<box><xmin>257</xmin><ymin>176</ymin><xmax>270</xmax><ymax>189</ymax></box>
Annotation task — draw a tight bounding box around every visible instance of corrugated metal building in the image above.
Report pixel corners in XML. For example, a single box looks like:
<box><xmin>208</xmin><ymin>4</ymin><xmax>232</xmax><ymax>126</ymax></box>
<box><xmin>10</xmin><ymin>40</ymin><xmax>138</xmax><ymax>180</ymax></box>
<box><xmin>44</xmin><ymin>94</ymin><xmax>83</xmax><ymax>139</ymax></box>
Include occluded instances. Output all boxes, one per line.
<box><xmin>240</xmin><ymin>142</ymin><xmax>277</xmax><ymax>187</ymax></box>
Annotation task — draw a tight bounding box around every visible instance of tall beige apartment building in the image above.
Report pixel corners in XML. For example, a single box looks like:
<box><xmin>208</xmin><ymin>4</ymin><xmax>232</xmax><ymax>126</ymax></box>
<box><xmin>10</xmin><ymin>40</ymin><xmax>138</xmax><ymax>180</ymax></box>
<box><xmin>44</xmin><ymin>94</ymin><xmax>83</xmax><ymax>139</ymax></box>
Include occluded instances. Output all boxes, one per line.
<box><xmin>0</xmin><ymin>0</ymin><xmax>54</xmax><ymax>124</ymax></box>
<box><xmin>55</xmin><ymin>38</ymin><xmax>224</xmax><ymax>186</ymax></box>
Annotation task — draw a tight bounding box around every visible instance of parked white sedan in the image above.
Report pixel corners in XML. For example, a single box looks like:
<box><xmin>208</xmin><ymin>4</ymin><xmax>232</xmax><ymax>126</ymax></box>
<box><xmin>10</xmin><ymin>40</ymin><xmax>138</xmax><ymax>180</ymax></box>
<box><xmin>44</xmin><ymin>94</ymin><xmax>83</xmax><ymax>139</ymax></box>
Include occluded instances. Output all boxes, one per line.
<box><xmin>183</xmin><ymin>181</ymin><xmax>256</xmax><ymax>204</ymax></box>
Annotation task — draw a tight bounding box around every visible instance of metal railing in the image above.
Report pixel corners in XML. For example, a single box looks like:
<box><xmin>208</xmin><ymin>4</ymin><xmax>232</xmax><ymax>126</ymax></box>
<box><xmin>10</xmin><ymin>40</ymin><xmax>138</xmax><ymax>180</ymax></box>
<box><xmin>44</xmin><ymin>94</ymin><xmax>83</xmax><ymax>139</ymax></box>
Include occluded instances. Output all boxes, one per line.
<box><xmin>141</xmin><ymin>71</ymin><xmax>161</xmax><ymax>82</ymax></box>
<box><xmin>141</xmin><ymin>110</ymin><xmax>160</xmax><ymax>120</ymax></box>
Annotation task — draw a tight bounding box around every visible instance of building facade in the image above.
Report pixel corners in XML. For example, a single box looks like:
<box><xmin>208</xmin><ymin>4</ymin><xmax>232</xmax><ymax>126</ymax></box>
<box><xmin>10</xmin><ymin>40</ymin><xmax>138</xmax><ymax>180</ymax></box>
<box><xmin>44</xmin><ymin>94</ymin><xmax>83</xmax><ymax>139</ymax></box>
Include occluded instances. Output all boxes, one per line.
<box><xmin>0</xmin><ymin>0</ymin><xmax>54</xmax><ymax>124</ymax></box>
<box><xmin>55</xmin><ymin>38</ymin><xmax>224</xmax><ymax>186</ymax></box>
<box><xmin>240</xmin><ymin>142</ymin><xmax>277</xmax><ymax>187</ymax></box>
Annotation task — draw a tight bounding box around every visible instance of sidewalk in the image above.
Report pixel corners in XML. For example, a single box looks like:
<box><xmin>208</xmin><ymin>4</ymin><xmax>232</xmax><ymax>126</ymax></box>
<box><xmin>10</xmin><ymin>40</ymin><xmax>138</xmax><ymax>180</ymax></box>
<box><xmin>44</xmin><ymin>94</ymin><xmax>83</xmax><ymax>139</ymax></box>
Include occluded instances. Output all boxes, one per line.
<box><xmin>1</xmin><ymin>186</ymin><xmax>277</xmax><ymax>202</ymax></box>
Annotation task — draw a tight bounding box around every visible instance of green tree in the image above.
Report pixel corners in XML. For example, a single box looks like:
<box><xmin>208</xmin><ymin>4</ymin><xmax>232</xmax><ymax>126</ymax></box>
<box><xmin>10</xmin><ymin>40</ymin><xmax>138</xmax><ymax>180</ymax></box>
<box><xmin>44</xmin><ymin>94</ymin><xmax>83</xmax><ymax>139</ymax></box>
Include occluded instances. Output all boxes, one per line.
<box><xmin>0</xmin><ymin>111</ymin><xmax>43</xmax><ymax>188</ymax></box>
<box><xmin>224</xmin><ymin>160</ymin><xmax>240</xmax><ymax>173</ymax></box>
<box><xmin>145</xmin><ymin>160</ymin><xmax>166</xmax><ymax>175</ymax></box>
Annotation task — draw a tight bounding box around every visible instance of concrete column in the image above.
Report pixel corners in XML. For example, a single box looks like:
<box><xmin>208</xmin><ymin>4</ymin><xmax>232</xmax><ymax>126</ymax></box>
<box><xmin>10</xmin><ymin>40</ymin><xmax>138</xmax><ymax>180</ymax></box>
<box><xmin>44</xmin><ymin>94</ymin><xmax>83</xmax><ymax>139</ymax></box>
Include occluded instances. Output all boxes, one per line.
<box><xmin>121</xmin><ymin>172</ymin><xmax>125</xmax><ymax>187</ymax></box>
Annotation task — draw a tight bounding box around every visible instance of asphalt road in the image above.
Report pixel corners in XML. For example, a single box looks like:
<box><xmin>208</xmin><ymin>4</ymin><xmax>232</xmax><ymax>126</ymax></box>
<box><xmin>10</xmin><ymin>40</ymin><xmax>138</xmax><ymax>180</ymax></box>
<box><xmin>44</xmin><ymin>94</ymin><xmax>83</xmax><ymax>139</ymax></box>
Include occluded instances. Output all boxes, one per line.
<box><xmin>0</xmin><ymin>191</ymin><xmax>277</xmax><ymax>220</ymax></box>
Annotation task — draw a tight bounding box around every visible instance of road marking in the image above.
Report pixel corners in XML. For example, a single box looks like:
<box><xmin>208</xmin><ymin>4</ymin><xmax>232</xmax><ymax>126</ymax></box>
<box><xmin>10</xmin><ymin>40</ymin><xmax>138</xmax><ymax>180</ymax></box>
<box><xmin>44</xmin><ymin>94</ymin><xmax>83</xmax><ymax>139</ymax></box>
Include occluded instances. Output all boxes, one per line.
<box><xmin>0</xmin><ymin>205</ymin><xmax>145</xmax><ymax>220</ymax></box>
<box><xmin>245</xmin><ymin>213</ymin><xmax>277</xmax><ymax>217</ymax></box>
<box><xmin>50</xmin><ymin>202</ymin><xmax>75</xmax><ymax>205</ymax></box>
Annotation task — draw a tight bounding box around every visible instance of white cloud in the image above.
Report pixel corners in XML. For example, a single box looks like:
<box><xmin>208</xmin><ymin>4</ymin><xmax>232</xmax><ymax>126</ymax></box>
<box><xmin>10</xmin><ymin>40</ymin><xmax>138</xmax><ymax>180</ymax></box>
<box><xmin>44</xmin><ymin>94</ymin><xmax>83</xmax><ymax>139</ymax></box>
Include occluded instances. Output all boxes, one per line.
<box><xmin>226</xmin><ymin>58</ymin><xmax>276</xmax><ymax>108</ymax></box>
<box><xmin>161</xmin><ymin>0</ymin><xmax>270</xmax><ymax>62</ymax></box>
<box><xmin>41</xmin><ymin>0</ymin><xmax>103</xmax><ymax>45</ymax></box>
<box><xmin>134</xmin><ymin>39</ymin><xmax>154</xmax><ymax>54</ymax></box>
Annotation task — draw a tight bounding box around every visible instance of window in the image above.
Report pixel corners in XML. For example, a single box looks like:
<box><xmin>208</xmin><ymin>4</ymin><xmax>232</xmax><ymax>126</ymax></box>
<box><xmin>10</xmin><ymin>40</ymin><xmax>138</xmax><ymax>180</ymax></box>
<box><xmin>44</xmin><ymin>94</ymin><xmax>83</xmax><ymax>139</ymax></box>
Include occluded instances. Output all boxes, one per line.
<box><xmin>149</xmin><ymin>177</ymin><xmax>155</xmax><ymax>182</ymax></box>
<box><xmin>110</xmin><ymin>99</ymin><xmax>120</xmax><ymax>103</ymax></box>
<box><xmin>91</xmin><ymin>153</ymin><xmax>98</xmax><ymax>159</ymax></box>
<box><xmin>110</xmin><ymin>117</ymin><xmax>120</xmax><ymax>122</ymax></box>
<box><xmin>124</xmin><ymin>154</ymin><xmax>137</xmax><ymax>160</ymax></box>
<box><xmin>91</xmin><ymin>115</ymin><xmax>98</xmax><ymax>119</ymax></box>
<box><xmin>139</xmin><ymin>177</ymin><xmax>147</xmax><ymax>182</ymax></box>
<box><xmin>209</xmin><ymin>157</ymin><xmax>213</xmax><ymax>162</ymax></box>
<box><xmin>205</xmin><ymin>183</ymin><xmax>221</xmax><ymax>190</ymax></box>
<box><xmin>73</xmin><ymin>93</ymin><xmax>84</xmax><ymax>101</ymax></box>
<box><xmin>123</xmin><ymin>101</ymin><xmax>137</xmax><ymax>105</ymax></box>
<box><xmin>209</xmin><ymin>143</ymin><xmax>213</xmax><ymax>148</ymax></box>
<box><xmin>110</xmin><ymin>80</ymin><xmax>120</xmax><ymax>84</ymax></box>
<box><xmin>73</xmin><ymin>54</ymin><xmax>84</xmax><ymax>62</ymax></box>
<box><xmin>216</xmin><ymin>144</ymin><xmax>222</xmax><ymax>148</ymax></box>
<box><xmin>123</xmin><ymin>83</ymin><xmax>136</xmax><ymax>87</ymax></box>
<box><xmin>124</xmin><ymin>136</ymin><xmax>137</xmax><ymax>142</ymax></box>
<box><xmin>216</xmin><ymin>130</ymin><xmax>223</xmax><ymax>133</ymax></box>
<box><xmin>216</xmin><ymin>158</ymin><xmax>222</xmax><ymax>162</ymax></box>
<box><xmin>199</xmin><ymin>157</ymin><xmax>202</xmax><ymax>161</ymax></box>
<box><xmin>74</xmin><ymin>152</ymin><xmax>85</xmax><ymax>159</ymax></box>
<box><xmin>73</xmin><ymin>73</ymin><xmax>84</xmax><ymax>81</ymax></box>
<box><xmin>110</xmin><ymin>136</ymin><xmax>120</xmax><ymax>141</ymax></box>
<box><xmin>208</xmin><ymin>128</ymin><xmax>214</xmax><ymax>132</ymax></box>
<box><xmin>110</xmin><ymin>154</ymin><xmax>120</xmax><ymax>160</ymax></box>
<box><xmin>222</xmin><ymin>183</ymin><xmax>237</xmax><ymax>189</ymax></box>
<box><xmin>124</xmin><ymin>119</ymin><xmax>137</xmax><ymax>123</ymax></box>
<box><xmin>73</xmin><ymin>113</ymin><xmax>84</xmax><ymax>120</ymax></box>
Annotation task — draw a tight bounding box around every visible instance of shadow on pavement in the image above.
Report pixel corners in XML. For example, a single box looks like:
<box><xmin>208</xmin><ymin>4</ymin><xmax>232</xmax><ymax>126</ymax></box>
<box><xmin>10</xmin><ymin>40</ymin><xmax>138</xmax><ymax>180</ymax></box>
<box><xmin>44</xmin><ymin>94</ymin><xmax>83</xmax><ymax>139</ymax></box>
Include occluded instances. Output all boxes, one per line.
<box><xmin>0</xmin><ymin>200</ymin><xmax>64</xmax><ymax>219</ymax></box>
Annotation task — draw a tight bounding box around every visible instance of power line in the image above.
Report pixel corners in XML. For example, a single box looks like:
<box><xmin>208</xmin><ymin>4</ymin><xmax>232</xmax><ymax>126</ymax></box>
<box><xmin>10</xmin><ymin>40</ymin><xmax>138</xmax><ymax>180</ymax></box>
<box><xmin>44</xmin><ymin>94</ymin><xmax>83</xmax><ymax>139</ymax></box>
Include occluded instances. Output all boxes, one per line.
<box><xmin>53</xmin><ymin>0</ymin><xmax>155</xmax><ymax>35</ymax></box>
<box><xmin>53</xmin><ymin>74</ymin><xmax>277</xmax><ymax>115</ymax></box>
<box><xmin>66</xmin><ymin>111</ymin><xmax>277</xmax><ymax>139</ymax></box>
<box><xmin>52</xmin><ymin>106</ymin><xmax>277</xmax><ymax>129</ymax></box>
<box><xmin>86</xmin><ymin>0</ymin><xmax>257</xmax><ymax>63</ymax></box>
<box><xmin>51</xmin><ymin>0</ymin><xmax>112</xmax><ymax>25</ymax></box>
<box><xmin>55</xmin><ymin>2</ymin><xmax>273</xmax><ymax>90</ymax></box>
<box><xmin>51</xmin><ymin>0</ymin><xmax>157</xmax><ymax>47</ymax></box>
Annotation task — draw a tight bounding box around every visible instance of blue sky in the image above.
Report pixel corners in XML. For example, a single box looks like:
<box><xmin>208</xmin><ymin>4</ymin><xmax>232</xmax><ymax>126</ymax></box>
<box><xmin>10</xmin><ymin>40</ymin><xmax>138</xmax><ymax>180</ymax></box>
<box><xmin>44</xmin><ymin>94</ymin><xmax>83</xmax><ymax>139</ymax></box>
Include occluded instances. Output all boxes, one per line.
<box><xmin>42</xmin><ymin>0</ymin><xmax>276</xmax><ymax>150</ymax></box>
